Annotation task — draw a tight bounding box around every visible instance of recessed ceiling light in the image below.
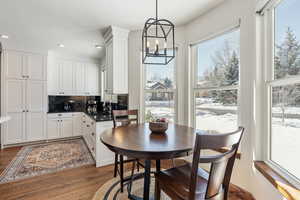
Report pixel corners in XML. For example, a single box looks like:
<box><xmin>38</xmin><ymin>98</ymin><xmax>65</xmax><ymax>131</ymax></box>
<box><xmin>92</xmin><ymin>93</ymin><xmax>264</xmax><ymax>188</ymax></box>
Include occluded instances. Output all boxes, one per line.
<box><xmin>0</xmin><ymin>34</ymin><xmax>9</xmax><ymax>39</ymax></box>
<box><xmin>95</xmin><ymin>45</ymin><xmax>102</xmax><ymax>49</ymax></box>
<box><xmin>58</xmin><ymin>44</ymin><xmax>65</xmax><ymax>48</ymax></box>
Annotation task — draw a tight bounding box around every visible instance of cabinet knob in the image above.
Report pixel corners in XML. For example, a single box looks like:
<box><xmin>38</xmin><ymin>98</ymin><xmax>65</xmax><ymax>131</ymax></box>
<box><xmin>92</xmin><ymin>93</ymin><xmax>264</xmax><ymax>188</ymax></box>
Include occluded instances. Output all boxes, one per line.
<box><xmin>87</xmin><ymin>125</ymin><xmax>90</xmax><ymax>127</ymax></box>
<box><xmin>91</xmin><ymin>132</ymin><xmax>95</xmax><ymax>136</ymax></box>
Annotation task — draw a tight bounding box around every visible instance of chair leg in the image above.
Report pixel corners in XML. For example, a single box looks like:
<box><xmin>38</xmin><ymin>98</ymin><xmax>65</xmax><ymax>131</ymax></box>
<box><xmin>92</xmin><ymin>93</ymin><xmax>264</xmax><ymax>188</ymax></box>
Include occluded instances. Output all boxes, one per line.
<box><xmin>120</xmin><ymin>155</ymin><xmax>124</xmax><ymax>193</ymax></box>
<box><xmin>114</xmin><ymin>153</ymin><xmax>118</xmax><ymax>177</ymax></box>
<box><xmin>155</xmin><ymin>180</ymin><xmax>161</xmax><ymax>200</ymax></box>
<box><xmin>137</xmin><ymin>159</ymin><xmax>140</xmax><ymax>172</ymax></box>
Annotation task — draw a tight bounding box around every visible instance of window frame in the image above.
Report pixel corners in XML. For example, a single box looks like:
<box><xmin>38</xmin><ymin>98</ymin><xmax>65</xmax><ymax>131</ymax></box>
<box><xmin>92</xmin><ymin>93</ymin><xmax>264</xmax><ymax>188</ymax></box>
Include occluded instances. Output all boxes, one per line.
<box><xmin>263</xmin><ymin>0</ymin><xmax>300</xmax><ymax>186</ymax></box>
<box><xmin>141</xmin><ymin>49</ymin><xmax>178</xmax><ymax>123</ymax></box>
<box><xmin>189</xmin><ymin>27</ymin><xmax>241</xmax><ymax>130</ymax></box>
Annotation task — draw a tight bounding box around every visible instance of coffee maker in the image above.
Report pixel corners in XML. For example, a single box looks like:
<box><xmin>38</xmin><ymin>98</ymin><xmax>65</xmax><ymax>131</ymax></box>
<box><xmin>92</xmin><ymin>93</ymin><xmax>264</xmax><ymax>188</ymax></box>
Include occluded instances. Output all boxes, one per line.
<box><xmin>87</xmin><ymin>100</ymin><xmax>98</xmax><ymax>114</ymax></box>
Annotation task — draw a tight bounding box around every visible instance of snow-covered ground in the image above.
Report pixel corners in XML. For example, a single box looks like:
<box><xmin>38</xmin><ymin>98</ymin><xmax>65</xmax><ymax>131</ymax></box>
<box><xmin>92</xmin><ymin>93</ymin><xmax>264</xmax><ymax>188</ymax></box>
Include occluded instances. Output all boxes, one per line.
<box><xmin>146</xmin><ymin>98</ymin><xmax>300</xmax><ymax>179</ymax></box>
<box><xmin>196</xmin><ymin>106</ymin><xmax>300</xmax><ymax>180</ymax></box>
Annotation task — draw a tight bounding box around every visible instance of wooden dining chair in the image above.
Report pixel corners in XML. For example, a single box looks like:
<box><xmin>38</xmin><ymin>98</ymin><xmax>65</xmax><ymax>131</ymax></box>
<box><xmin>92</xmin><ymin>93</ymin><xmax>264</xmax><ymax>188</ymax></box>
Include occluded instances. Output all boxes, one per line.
<box><xmin>112</xmin><ymin>109</ymin><xmax>143</xmax><ymax>192</ymax></box>
<box><xmin>155</xmin><ymin>127</ymin><xmax>244</xmax><ymax>200</ymax></box>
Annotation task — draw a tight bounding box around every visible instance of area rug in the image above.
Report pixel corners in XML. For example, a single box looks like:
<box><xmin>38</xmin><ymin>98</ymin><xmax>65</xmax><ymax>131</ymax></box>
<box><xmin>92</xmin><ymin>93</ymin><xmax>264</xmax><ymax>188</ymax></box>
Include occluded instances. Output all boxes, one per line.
<box><xmin>0</xmin><ymin>138</ymin><xmax>95</xmax><ymax>184</ymax></box>
<box><xmin>92</xmin><ymin>169</ymin><xmax>255</xmax><ymax>200</ymax></box>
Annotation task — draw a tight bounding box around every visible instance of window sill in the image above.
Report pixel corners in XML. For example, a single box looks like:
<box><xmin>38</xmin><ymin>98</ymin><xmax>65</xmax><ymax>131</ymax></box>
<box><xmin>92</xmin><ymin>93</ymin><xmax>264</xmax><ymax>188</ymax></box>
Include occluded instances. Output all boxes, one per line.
<box><xmin>254</xmin><ymin>161</ymin><xmax>300</xmax><ymax>200</ymax></box>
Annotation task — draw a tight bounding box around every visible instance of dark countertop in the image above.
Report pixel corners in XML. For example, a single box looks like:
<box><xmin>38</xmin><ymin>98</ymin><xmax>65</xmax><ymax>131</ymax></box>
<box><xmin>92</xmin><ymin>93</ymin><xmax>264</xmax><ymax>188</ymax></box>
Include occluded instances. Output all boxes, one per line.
<box><xmin>85</xmin><ymin>113</ymin><xmax>113</xmax><ymax>122</ymax></box>
<box><xmin>47</xmin><ymin>111</ymin><xmax>113</xmax><ymax>122</ymax></box>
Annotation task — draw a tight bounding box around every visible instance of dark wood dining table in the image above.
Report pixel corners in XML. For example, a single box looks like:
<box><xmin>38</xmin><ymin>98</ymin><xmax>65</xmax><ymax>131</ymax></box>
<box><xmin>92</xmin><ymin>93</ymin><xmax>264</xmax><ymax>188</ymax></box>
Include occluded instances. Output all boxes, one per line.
<box><xmin>100</xmin><ymin>123</ymin><xmax>196</xmax><ymax>200</ymax></box>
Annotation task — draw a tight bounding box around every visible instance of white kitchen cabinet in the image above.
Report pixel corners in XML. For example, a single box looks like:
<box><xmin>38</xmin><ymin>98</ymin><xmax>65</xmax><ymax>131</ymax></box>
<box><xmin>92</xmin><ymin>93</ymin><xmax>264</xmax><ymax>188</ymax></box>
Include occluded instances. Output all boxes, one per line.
<box><xmin>60</xmin><ymin>61</ymin><xmax>74</xmax><ymax>95</ymax></box>
<box><xmin>72</xmin><ymin>113</ymin><xmax>83</xmax><ymax>136</ymax></box>
<box><xmin>47</xmin><ymin>113</ymin><xmax>82</xmax><ymax>139</ymax></box>
<box><xmin>104</xmin><ymin>26</ymin><xmax>129</xmax><ymax>94</ymax></box>
<box><xmin>47</xmin><ymin>58</ymin><xmax>100</xmax><ymax>96</ymax></box>
<box><xmin>86</xmin><ymin>63</ymin><xmax>100</xmax><ymax>95</ymax></box>
<box><xmin>27</xmin><ymin>112</ymin><xmax>46</xmax><ymax>141</ymax></box>
<box><xmin>3</xmin><ymin>50</ymin><xmax>46</xmax><ymax>80</ymax></box>
<box><xmin>47</xmin><ymin>118</ymin><xmax>61</xmax><ymax>139</ymax></box>
<box><xmin>27</xmin><ymin>53</ymin><xmax>46</xmax><ymax>81</ymax></box>
<box><xmin>96</xmin><ymin>121</ymin><xmax>114</xmax><ymax>167</ymax></box>
<box><xmin>74</xmin><ymin>62</ymin><xmax>86</xmax><ymax>95</ymax></box>
<box><xmin>47</xmin><ymin>59</ymin><xmax>60</xmax><ymax>95</ymax></box>
<box><xmin>1</xmin><ymin>50</ymin><xmax>47</xmax><ymax>146</ymax></box>
<box><xmin>5</xmin><ymin>112</ymin><xmax>26</xmax><ymax>144</ymax></box>
<box><xmin>26</xmin><ymin>80</ymin><xmax>47</xmax><ymax>141</ymax></box>
<box><xmin>61</xmin><ymin>118</ymin><xmax>73</xmax><ymax>138</ymax></box>
<box><xmin>4</xmin><ymin>50</ymin><xmax>24</xmax><ymax>79</ymax></box>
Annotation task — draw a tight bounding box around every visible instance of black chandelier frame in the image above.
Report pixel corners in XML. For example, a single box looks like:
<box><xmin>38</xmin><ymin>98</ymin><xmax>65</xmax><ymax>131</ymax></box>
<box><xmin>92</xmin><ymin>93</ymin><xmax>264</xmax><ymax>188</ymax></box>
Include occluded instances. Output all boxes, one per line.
<box><xmin>142</xmin><ymin>0</ymin><xmax>175</xmax><ymax>65</ymax></box>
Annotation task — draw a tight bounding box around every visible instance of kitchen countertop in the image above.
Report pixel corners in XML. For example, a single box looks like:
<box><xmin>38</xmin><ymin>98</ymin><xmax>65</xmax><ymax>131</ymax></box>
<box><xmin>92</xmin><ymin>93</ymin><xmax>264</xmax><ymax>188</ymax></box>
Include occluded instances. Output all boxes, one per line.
<box><xmin>85</xmin><ymin>113</ymin><xmax>113</xmax><ymax>122</ymax></box>
<box><xmin>47</xmin><ymin>111</ymin><xmax>113</xmax><ymax>122</ymax></box>
<box><xmin>0</xmin><ymin>116</ymin><xmax>11</xmax><ymax>124</ymax></box>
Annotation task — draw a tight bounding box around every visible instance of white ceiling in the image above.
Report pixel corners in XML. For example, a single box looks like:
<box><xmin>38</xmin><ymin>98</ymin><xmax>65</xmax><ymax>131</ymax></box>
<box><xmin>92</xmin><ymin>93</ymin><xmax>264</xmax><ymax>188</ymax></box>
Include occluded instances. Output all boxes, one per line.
<box><xmin>0</xmin><ymin>0</ymin><xmax>224</xmax><ymax>59</ymax></box>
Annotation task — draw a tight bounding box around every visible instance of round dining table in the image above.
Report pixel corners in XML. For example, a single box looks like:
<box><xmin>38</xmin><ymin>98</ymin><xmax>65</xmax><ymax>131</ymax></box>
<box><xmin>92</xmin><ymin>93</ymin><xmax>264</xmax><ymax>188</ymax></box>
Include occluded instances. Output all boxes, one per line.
<box><xmin>100</xmin><ymin>123</ymin><xmax>196</xmax><ymax>200</ymax></box>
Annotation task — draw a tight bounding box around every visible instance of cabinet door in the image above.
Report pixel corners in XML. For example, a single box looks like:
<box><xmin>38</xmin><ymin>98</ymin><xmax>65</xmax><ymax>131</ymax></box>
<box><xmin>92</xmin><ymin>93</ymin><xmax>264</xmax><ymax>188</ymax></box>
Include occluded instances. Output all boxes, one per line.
<box><xmin>4</xmin><ymin>50</ymin><xmax>25</xmax><ymax>79</ymax></box>
<box><xmin>48</xmin><ymin>59</ymin><xmax>60</xmax><ymax>95</ymax></box>
<box><xmin>4</xmin><ymin>112</ymin><xmax>26</xmax><ymax>144</ymax></box>
<box><xmin>61</xmin><ymin>118</ymin><xmax>73</xmax><ymax>138</ymax></box>
<box><xmin>27</xmin><ymin>112</ymin><xmax>46</xmax><ymax>141</ymax></box>
<box><xmin>26</xmin><ymin>80</ymin><xmax>46</xmax><ymax>141</ymax></box>
<box><xmin>6</xmin><ymin>79</ymin><xmax>26</xmax><ymax>113</ymax></box>
<box><xmin>86</xmin><ymin>64</ymin><xmax>99</xmax><ymax>95</ymax></box>
<box><xmin>27</xmin><ymin>80</ymin><xmax>46</xmax><ymax>112</ymax></box>
<box><xmin>96</xmin><ymin>122</ymin><xmax>115</xmax><ymax>167</ymax></box>
<box><xmin>4</xmin><ymin>79</ymin><xmax>26</xmax><ymax>144</ymax></box>
<box><xmin>60</xmin><ymin>61</ymin><xmax>73</xmax><ymax>95</ymax></box>
<box><xmin>105</xmin><ymin>41</ymin><xmax>113</xmax><ymax>93</ymax></box>
<box><xmin>72</xmin><ymin>113</ymin><xmax>82</xmax><ymax>136</ymax></box>
<box><xmin>47</xmin><ymin>118</ymin><xmax>60</xmax><ymax>139</ymax></box>
<box><xmin>26</xmin><ymin>53</ymin><xmax>46</xmax><ymax>81</ymax></box>
<box><xmin>74</xmin><ymin>62</ymin><xmax>86</xmax><ymax>95</ymax></box>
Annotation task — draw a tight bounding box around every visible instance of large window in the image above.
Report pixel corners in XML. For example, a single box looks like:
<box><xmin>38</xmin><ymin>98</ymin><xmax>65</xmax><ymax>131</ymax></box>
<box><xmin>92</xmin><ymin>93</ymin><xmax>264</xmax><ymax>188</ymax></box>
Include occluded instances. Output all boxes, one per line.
<box><xmin>193</xmin><ymin>29</ymin><xmax>240</xmax><ymax>133</ymax></box>
<box><xmin>265</xmin><ymin>0</ymin><xmax>300</xmax><ymax>182</ymax></box>
<box><xmin>144</xmin><ymin>52</ymin><xmax>176</xmax><ymax>123</ymax></box>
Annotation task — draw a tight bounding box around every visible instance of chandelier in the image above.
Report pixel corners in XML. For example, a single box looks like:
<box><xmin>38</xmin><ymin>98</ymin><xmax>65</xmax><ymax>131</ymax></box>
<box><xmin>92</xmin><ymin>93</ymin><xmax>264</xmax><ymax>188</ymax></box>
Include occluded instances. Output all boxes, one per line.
<box><xmin>142</xmin><ymin>0</ymin><xmax>175</xmax><ymax>65</ymax></box>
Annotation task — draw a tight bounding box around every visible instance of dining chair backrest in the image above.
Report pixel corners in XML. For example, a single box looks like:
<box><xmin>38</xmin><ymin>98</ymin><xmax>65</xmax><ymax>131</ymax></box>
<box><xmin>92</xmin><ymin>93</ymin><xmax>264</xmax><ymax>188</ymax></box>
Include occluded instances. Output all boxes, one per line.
<box><xmin>189</xmin><ymin>127</ymin><xmax>244</xmax><ymax>200</ymax></box>
<box><xmin>112</xmin><ymin>110</ymin><xmax>139</xmax><ymax>128</ymax></box>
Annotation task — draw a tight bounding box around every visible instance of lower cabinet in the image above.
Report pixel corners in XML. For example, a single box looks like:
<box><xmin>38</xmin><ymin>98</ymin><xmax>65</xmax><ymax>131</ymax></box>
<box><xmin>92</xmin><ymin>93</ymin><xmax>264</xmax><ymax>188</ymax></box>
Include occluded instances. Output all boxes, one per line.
<box><xmin>47</xmin><ymin>113</ymin><xmax>75</xmax><ymax>139</ymax></box>
<box><xmin>95</xmin><ymin>121</ymin><xmax>114</xmax><ymax>167</ymax></box>
<box><xmin>47</xmin><ymin>118</ymin><xmax>61</xmax><ymax>139</ymax></box>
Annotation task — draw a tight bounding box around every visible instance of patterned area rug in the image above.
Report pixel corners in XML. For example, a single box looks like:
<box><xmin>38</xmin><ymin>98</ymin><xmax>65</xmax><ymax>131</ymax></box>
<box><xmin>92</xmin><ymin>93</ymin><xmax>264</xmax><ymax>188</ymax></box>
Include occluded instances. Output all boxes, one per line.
<box><xmin>0</xmin><ymin>138</ymin><xmax>95</xmax><ymax>184</ymax></box>
<box><xmin>93</xmin><ymin>169</ymin><xmax>255</xmax><ymax>200</ymax></box>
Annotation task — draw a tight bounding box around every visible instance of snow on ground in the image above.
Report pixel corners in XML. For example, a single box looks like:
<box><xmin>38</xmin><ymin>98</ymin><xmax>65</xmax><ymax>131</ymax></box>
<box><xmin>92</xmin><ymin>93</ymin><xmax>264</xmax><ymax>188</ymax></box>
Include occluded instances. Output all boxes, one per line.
<box><xmin>146</xmin><ymin>99</ymin><xmax>300</xmax><ymax>179</ymax></box>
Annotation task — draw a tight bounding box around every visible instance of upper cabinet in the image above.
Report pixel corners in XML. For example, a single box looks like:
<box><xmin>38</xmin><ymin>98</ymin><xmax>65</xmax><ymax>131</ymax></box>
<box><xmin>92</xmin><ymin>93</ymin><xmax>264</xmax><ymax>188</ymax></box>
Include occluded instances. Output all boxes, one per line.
<box><xmin>3</xmin><ymin>50</ymin><xmax>46</xmax><ymax>81</ymax></box>
<box><xmin>47</xmin><ymin>57</ymin><xmax>100</xmax><ymax>96</ymax></box>
<box><xmin>104</xmin><ymin>26</ymin><xmax>129</xmax><ymax>94</ymax></box>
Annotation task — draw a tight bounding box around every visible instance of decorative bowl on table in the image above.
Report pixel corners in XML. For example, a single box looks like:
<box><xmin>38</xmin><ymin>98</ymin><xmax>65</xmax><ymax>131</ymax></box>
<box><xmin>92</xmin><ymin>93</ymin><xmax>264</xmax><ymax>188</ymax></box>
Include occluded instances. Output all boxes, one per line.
<box><xmin>149</xmin><ymin>118</ymin><xmax>168</xmax><ymax>133</ymax></box>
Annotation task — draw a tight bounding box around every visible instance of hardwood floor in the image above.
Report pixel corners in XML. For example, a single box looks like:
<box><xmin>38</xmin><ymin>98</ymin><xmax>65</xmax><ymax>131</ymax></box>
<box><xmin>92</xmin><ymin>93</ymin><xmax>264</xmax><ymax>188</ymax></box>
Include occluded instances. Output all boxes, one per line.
<box><xmin>0</xmin><ymin>147</ymin><xmax>254</xmax><ymax>200</ymax></box>
<box><xmin>0</xmin><ymin>146</ymin><xmax>183</xmax><ymax>200</ymax></box>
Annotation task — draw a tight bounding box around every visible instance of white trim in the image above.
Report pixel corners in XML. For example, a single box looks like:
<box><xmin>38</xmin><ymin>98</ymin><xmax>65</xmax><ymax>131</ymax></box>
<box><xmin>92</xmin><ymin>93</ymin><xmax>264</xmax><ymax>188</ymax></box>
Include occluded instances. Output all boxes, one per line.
<box><xmin>194</xmin><ymin>85</ymin><xmax>239</xmax><ymax>91</ymax></box>
<box><xmin>189</xmin><ymin>27</ymin><xmax>241</xmax><ymax>129</ymax></box>
<box><xmin>261</xmin><ymin>0</ymin><xmax>300</xmax><ymax>184</ymax></box>
<box><xmin>267</xmin><ymin>75</ymin><xmax>300</xmax><ymax>87</ymax></box>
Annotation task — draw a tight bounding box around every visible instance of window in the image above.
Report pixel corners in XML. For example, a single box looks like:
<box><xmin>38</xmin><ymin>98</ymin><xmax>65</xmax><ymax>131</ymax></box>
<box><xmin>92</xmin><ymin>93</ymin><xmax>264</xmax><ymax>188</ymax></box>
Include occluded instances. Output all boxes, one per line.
<box><xmin>265</xmin><ymin>0</ymin><xmax>300</xmax><ymax>182</ymax></box>
<box><xmin>193</xmin><ymin>29</ymin><xmax>240</xmax><ymax>133</ymax></box>
<box><xmin>144</xmin><ymin>51</ymin><xmax>176</xmax><ymax>122</ymax></box>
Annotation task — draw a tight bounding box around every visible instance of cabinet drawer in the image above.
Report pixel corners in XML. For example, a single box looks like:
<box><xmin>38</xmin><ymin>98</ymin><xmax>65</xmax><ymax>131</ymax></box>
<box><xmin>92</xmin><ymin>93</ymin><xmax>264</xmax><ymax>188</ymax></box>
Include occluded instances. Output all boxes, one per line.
<box><xmin>48</xmin><ymin>113</ymin><xmax>73</xmax><ymax>118</ymax></box>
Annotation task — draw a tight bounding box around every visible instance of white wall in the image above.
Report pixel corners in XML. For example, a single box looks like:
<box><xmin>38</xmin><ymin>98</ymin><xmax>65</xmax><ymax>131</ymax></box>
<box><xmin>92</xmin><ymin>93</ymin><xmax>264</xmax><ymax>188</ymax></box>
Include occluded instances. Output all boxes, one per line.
<box><xmin>128</xmin><ymin>0</ymin><xmax>285</xmax><ymax>199</ymax></box>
